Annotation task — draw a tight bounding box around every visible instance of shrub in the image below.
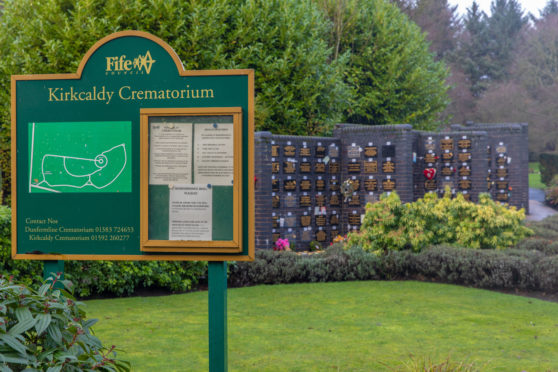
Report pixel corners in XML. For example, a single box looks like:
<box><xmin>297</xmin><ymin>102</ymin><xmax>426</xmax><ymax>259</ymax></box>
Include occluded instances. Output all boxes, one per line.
<box><xmin>545</xmin><ymin>175</ymin><xmax>558</xmax><ymax>208</ymax></box>
<box><xmin>348</xmin><ymin>191</ymin><xmax>532</xmax><ymax>253</ymax></box>
<box><xmin>0</xmin><ymin>274</ymin><xmax>130</xmax><ymax>371</ymax></box>
<box><xmin>540</xmin><ymin>153</ymin><xmax>558</xmax><ymax>185</ymax></box>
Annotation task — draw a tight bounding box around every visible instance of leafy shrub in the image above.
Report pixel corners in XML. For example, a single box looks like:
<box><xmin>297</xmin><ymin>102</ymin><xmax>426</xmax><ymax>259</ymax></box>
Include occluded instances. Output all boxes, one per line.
<box><xmin>526</xmin><ymin>214</ymin><xmax>558</xmax><ymax>240</ymax></box>
<box><xmin>348</xmin><ymin>191</ymin><xmax>532</xmax><ymax>253</ymax></box>
<box><xmin>544</xmin><ymin>175</ymin><xmax>558</xmax><ymax>208</ymax></box>
<box><xmin>0</xmin><ymin>274</ymin><xmax>130</xmax><ymax>371</ymax></box>
<box><xmin>540</xmin><ymin>152</ymin><xmax>558</xmax><ymax>185</ymax></box>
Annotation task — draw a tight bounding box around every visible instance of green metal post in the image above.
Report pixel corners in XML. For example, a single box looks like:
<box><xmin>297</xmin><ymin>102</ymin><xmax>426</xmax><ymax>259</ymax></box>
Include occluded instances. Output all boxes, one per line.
<box><xmin>208</xmin><ymin>261</ymin><xmax>228</xmax><ymax>372</ymax></box>
<box><xmin>43</xmin><ymin>260</ymin><xmax>64</xmax><ymax>288</ymax></box>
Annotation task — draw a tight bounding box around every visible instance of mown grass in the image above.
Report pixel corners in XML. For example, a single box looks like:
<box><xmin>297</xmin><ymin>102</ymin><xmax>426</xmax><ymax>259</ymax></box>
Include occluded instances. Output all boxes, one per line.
<box><xmin>529</xmin><ymin>162</ymin><xmax>546</xmax><ymax>189</ymax></box>
<box><xmin>85</xmin><ymin>281</ymin><xmax>558</xmax><ymax>371</ymax></box>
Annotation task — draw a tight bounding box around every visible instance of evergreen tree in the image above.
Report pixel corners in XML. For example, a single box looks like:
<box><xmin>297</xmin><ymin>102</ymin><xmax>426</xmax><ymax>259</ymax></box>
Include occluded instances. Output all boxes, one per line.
<box><xmin>540</xmin><ymin>0</ymin><xmax>558</xmax><ymax>18</ymax></box>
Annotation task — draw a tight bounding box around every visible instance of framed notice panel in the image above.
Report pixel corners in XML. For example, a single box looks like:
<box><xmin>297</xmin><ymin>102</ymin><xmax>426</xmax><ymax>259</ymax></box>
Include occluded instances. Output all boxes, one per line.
<box><xmin>12</xmin><ymin>31</ymin><xmax>254</xmax><ymax>261</ymax></box>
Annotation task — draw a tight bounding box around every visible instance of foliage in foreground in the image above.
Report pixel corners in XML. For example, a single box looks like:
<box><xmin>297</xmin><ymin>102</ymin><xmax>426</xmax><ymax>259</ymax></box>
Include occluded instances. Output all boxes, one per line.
<box><xmin>348</xmin><ymin>191</ymin><xmax>532</xmax><ymax>253</ymax></box>
<box><xmin>0</xmin><ymin>275</ymin><xmax>130</xmax><ymax>371</ymax></box>
<box><xmin>545</xmin><ymin>174</ymin><xmax>558</xmax><ymax>209</ymax></box>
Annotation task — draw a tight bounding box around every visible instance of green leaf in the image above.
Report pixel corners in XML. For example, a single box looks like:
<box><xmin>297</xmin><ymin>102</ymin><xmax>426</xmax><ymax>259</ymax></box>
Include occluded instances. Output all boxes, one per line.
<box><xmin>0</xmin><ymin>334</ymin><xmax>27</xmax><ymax>355</ymax></box>
<box><xmin>35</xmin><ymin>313</ymin><xmax>52</xmax><ymax>335</ymax></box>
<box><xmin>38</xmin><ymin>283</ymin><xmax>50</xmax><ymax>296</ymax></box>
<box><xmin>0</xmin><ymin>365</ymin><xmax>13</xmax><ymax>372</ymax></box>
<box><xmin>15</xmin><ymin>307</ymin><xmax>32</xmax><ymax>323</ymax></box>
<box><xmin>46</xmin><ymin>323</ymin><xmax>62</xmax><ymax>344</ymax></box>
<box><xmin>8</xmin><ymin>315</ymin><xmax>36</xmax><ymax>336</ymax></box>
<box><xmin>46</xmin><ymin>366</ymin><xmax>62</xmax><ymax>372</ymax></box>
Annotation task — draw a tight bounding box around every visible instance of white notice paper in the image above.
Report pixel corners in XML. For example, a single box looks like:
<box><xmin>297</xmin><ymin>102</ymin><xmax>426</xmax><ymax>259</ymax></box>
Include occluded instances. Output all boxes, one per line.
<box><xmin>149</xmin><ymin>123</ymin><xmax>192</xmax><ymax>185</ymax></box>
<box><xmin>193</xmin><ymin>123</ymin><xmax>234</xmax><ymax>185</ymax></box>
<box><xmin>169</xmin><ymin>184</ymin><xmax>212</xmax><ymax>240</ymax></box>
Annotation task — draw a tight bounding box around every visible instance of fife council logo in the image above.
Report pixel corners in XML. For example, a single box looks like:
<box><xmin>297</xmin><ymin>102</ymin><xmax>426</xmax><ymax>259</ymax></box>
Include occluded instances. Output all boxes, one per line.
<box><xmin>105</xmin><ymin>51</ymin><xmax>156</xmax><ymax>75</ymax></box>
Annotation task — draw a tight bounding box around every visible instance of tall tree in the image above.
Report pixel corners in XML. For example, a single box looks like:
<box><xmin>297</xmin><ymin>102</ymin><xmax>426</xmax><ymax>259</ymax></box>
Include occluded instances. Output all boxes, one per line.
<box><xmin>540</xmin><ymin>0</ymin><xmax>558</xmax><ymax>18</ymax></box>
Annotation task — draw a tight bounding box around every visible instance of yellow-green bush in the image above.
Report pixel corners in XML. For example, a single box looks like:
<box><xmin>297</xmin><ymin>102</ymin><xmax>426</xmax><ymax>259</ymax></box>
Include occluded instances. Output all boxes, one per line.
<box><xmin>348</xmin><ymin>190</ymin><xmax>533</xmax><ymax>252</ymax></box>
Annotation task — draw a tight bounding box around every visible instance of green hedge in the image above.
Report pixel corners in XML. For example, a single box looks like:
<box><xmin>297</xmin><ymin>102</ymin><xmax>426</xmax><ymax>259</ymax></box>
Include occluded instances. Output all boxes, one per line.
<box><xmin>540</xmin><ymin>153</ymin><xmax>558</xmax><ymax>185</ymax></box>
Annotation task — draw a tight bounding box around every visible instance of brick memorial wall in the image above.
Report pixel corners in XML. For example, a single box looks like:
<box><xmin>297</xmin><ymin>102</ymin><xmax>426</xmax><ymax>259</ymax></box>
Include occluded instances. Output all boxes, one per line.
<box><xmin>254</xmin><ymin>123</ymin><xmax>528</xmax><ymax>251</ymax></box>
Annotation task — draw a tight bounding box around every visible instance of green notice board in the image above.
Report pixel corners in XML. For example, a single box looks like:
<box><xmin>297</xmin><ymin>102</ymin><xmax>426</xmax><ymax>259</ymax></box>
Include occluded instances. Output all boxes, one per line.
<box><xmin>12</xmin><ymin>31</ymin><xmax>254</xmax><ymax>261</ymax></box>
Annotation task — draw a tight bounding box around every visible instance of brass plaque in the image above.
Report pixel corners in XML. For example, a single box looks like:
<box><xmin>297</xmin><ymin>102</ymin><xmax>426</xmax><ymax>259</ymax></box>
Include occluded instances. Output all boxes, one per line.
<box><xmin>382</xmin><ymin>145</ymin><xmax>395</xmax><ymax>158</ymax></box>
<box><xmin>364</xmin><ymin>146</ymin><xmax>378</xmax><ymax>157</ymax></box>
<box><xmin>352</xmin><ymin>179</ymin><xmax>360</xmax><ymax>191</ymax></box>
<box><xmin>301</xmin><ymin>215</ymin><xmax>311</xmax><ymax>227</ymax></box>
<box><xmin>496</xmin><ymin>181</ymin><xmax>509</xmax><ymax>190</ymax></box>
<box><xmin>316</xmin><ymin>215</ymin><xmax>326</xmax><ymax>226</ymax></box>
<box><xmin>300</xmin><ymin>162</ymin><xmax>311</xmax><ymax>173</ymax></box>
<box><xmin>364</xmin><ymin>179</ymin><xmax>378</xmax><ymax>191</ymax></box>
<box><xmin>348</xmin><ymin>162</ymin><xmax>361</xmax><ymax>173</ymax></box>
<box><xmin>314</xmin><ymin>162</ymin><xmax>326</xmax><ymax>173</ymax></box>
<box><xmin>425</xmin><ymin>179</ymin><xmax>437</xmax><ymax>190</ymax></box>
<box><xmin>496</xmin><ymin>146</ymin><xmax>507</xmax><ymax>154</ymax></box>
<box><xmin>441</xmin><ymin>152</ymin><xmax>454</xmax><ymax>161</ymax></box>
<box><xmin>272</xmin><ymin>195</ymin><xmax>280</xmax><ymax>208</ymax></box>
<box><xmin>349</xmin><ymin>195</ymin><xmax>361</xmax><ymax>206</ymax></box>
<box><xmin>316</xmin><ymin>194</ymin><xmax>326</xmax><ymax>207</ymax></box>
<box><xmin>461</xmin><ymin>193</ymin><xmax>471</xmax><ymax>201</ymax></box>
<box><xmin>458</xmin><ymin>139</ymin><xmax>472</xmax><ymax>149</ymax></box>
<box><xmin>315</xmin><ymin>146</ymin><xmax>326</xmax><ymax>158</ymax></box>
<box><xmin>496</xmin><ymin>193</ymin><xmax>509</xmax><ymax>201</ymax></box>
<box><xmin>272</xmin><ymin>179</ymin><xmax>279</xmax><ymax>191</ymax></box>
<box><xmin>330</xmin><ymin>180</ymin><xmax>340</xmax><ymax>192</ymax></box>
<box><xmin>301</xmin><ymin>230</ymin><xmax>312</xmax><ymax>242</ymax></box>
<box><xmin>272</xmin><ymin>162</ymin><xmax>280</xmax><ymax>173</ymax></box>
<box><xmin>424</xmin><ymin>153</ymin><xmax>437</xmax><ymax>163</ymax></box>
<box><xmin>300</xmin><ymin>195</ymin><xmax>312</xmax><ymax>207</ymax></box>
<box><xmin>496</xmin><ymin>168</ymin><xmax>508</xmax><ymax>178</ymax></box>
<box><xmin>440</xmin><ymin>139</ymin><xmax>454</xmax><ymax>150</ymax></box>
<box><xmin>496</xmin><ymin>156</ymin><xmax>507</xmax><ymax>166</ymax></box>
<box><xmin>330</xmin><ymin>214</ymin><xmax>339</xmax><ymax>225</ymax></box>
<box><xmin>284</xmin><ymin>145</ymin><xmax>296</xmax><ymax>157</ymax></box>
<box><xmin>283</xmin><ymin>161</ymin><xmax>296</xmax><ymax>173</ymax></box>
<box><xmin>330</xmin><ymin>194</ymin><xmax>340</xmax><ymax>206</ymax></box>
<box><xmin>284</xmin><ymin>216</ymin><xmax>296</xmax><ymax>228</ymax></box>
<box><xmin>365</xmin><ymin>193</ymin><xmax>378</xmax><ymax>204</ymax></box>
<box><xmin>285</xmin><ymin>194</ymin><xmax>297</xmax><ymax>208</ymax></box>
<box><xmin>348</xmin><ymin>214</ymin><xmax>361</xmax><ymax>226</ymax></box>
<box><xmin>300</xmin><ymin>179</ymin><xmax>312</xmax><ymax>191</ymax></box>
<box><xmin>283</xmin><ymin>179</ymin><xmax>297</xmax><ymax>191</ymax></box>
<box><xmin>364</xmin><ymin>161</ymin><xmax>378</xmax><ymax>174</ymax></box>
<box><xmin>347</xmin><ymin>146</ymin><xmax>360</xmax><ymax>158</ymax></box>
<box><xmin>458</xmin><ymin>179</ymin><xmax>472</xmax><ymax>190</ymax></box>
<box><xmin>458</xmin><ymin>166</ymin><xmax>471</xmax><ymax>177</ymax></box>
<box><xmin>331</xmin><ymin>230</ymin><xmax>339</xmax><ymax>240</ymax></box>
<box><xmin>329</xmin><ymin>162</ymin><xmax>340</xmax><ymax>174</ymax></box>
<box><xmin>300</xmin><ymin>147</ymin><xmax>311</xmax><ymax>157</ymax></box>
<box><xmin>272</xmin><ymin>216</ymin><xmax>279</xmax><ymax>228</ymax></box>
<box><xmin>458</xmin><ymin>152</ymin><xmax>471</xmax><ymax>162</ymax></box>
<box><xmin>329</xmin><ymin>145</ymin><xmax>339</xmax><ymax>158</ymax></box>
<box><xmin>382</xmin><ymin>161</ymin><xmax>396</xmax><ymax>173</ymax></box>
<box><xmin>316</xmin><ymin>179</ymin><xmax>326</xmax><ymax>191</ymax></box>
<box><xmin>272</xmin><ymin>233</ymin><xmax>280</xmax><ymax>243</ymax></box>
<box><xmin>271</xmin><ymin>145</ymin><xmax>280</xmax><ymax>157</ymax></box>
<box><xmin>425</xmin><ymin>142</ymin><xmax>436</xmax><ymax>151</ymax></box>
<box><xmin>382</xmin><ymin>178</ymin><xmax>396</xmax><ymax>191</ymax></box>
<box><xmin>316</xmin><ymin>230</ymin><xmax>327</xmax><ymax>242</ymax></box>
<box><xmin>441</xmin><ymin>167</ymin><xmax>453</xmax><ymax>176</ymax></box>
<box><xmin>442</xmin><ymin>181</ymin><xmax>454</xmax><ymax>190</ymax></box>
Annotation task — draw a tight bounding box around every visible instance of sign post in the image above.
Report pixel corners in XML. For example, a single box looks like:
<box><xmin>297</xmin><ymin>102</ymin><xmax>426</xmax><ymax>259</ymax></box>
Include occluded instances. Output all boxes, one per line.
<box><xmin>12</xmin><ymin>31</ymin><xmax>254</xmax><ymax>370</ymax></box>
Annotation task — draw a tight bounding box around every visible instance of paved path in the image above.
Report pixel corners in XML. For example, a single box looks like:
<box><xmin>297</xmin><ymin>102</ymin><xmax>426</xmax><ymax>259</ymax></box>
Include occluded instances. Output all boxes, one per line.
<box><xmin>527</xmin><ymin>199</ymin><xmax>557</xmax><ymax>221</ymax></box>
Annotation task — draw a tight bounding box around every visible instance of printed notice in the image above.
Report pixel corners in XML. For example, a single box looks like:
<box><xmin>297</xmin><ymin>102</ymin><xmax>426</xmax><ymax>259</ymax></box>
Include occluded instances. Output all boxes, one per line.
<box><xmin>193</xmin><ymin>123</ymin><xmax>233</xmax><ymax>185</ymax></box>
<box><xmin>169</xmin><ymin>185</ymin><xmax>212</xmax><ymax>240</ymax></box>
<box><xmin>149</xmin><ymin>123</ymin><xmax>192</xmax><ymax>184</ymax></box>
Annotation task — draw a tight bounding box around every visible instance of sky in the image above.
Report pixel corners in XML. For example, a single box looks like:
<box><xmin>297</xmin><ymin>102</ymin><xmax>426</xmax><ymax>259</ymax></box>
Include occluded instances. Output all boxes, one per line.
<box><xmin>449</xmin><ymin>0</ymin><xmax>550</xmax><ymax>17</ymax></box>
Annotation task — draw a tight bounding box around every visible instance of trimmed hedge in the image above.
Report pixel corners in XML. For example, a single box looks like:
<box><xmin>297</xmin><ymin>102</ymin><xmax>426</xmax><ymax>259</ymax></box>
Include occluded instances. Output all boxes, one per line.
<box><xmin>540</xmin><ymin>153</ymin><xmax>558</xmax><ymax>185</ymax></box>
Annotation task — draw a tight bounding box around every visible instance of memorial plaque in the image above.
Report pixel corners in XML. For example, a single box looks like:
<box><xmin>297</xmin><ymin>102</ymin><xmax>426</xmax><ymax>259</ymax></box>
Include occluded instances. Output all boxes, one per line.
<box><xmin>348</xmin><ymin>214</ymin><xmax>361</xmax><ymax>226</ymax></box>
<box><xmin>300</xmin><ymin>147</ymin><xmax>311</xmax><ymax>157</ymax></box>
<box><xmin>272</xmin><ymin>162</ymin><xmax>280</xmax><ymax>173</ymax></box>
<box><xmin>365</xmin><ymin>193</ymin><xmax>378</xmax><ymax>204</ymax></box>
<box><xmin>425</xmin><ymin>142</ymin><xmax>436</xmax><ymax>151</ymax></box>
<box><xmin>329</xmin><ymin>145</ymin><xmax>339</xmax><ymax>158</ymax></box>
<box><xmin>458</xmin><ymin>152</ymin><xmax>471</xmax><ymax>162</ymax></box>
<box><xmin>271</xmin><ymin>145</ymin><xmax>280</xmax><ymax>157</ymax></box>
<box><xmin>286</xmin><ymin>232</ymin><xmax>297</xmax><ymax>244</ymax></box>
<box><xmin>272</xmin><ymin>233</ymin><xmax>280</xmax><ymax>243</ymax></box>
<box><xmin>330</xmin><ymin>194</ymin><xmax>340</xmax><ymax>206</ymax></box>
<box><xmin>330</xmin><ymin>180</ymin><xmax>340</xmax><ymax>192</ymax></box>
<box><xmin>301</xmin><ymin>230</ymin><xmax>312</xmax><ymax>242</ymax></box>
<box><xmin>364</xmin><ymin>179</ymin><xmax>378</xmax><ymax>191</ymax></box>
<box><xmin>496</xmin><ymin>193</ymin><xmax>509</xmax><ymax>201</ymax></box>
<box><xmin>347</xmin><ymin>145</ymin><xmax>360</xmax><ymax>158</ymax></box>
<box><xmin>330</xmin><ymin>214</ymin><xmax>339</xmax><ymax>225</ymax></box>
<box><xmin>442</xmin><ymin>181</ymin><xmax>454</xmax><ymax>190</ymax></box>
<box><xmin>440</xmin><ymin>139</ymin><xmax>453</xmax><ymax>150</ymax></box>
<box><xmin>364</xmin><ymin>146</ymin><xmax>378</xmax><ymax>157</ymax></box>
<box><xmin>496</xmin><ymin>156</ymin><xmax>507</xmax><ymax>166</ymax></box>
<box><xmin>316</xmin><ymin>230</ymin><xmax>327</xmax><ymax>242</ymax></box>
<box><xmin>314</xmin><ymin>162</ymin><xmax>326</xmax><ymax>173</ymax></box>
<box><xmin>285</xmin><ymin>194</ymin><xmax>297</xmax><ymax>208</ymax></box>
<box><xmin>272</xmin><ymin>195</ymin><xmax>280</xmax><ymax>208</ymax></box>
<box><xmin>284</xmin><ymin>179</ymin><xmax>297</xmax><ymax>191</ymax></box>
<box><xmin>316</xmin><ymin>194</ymin><xmax>326</xmax><ymax>207</ymax></box>
<box><xmin>352</xmin><ymin>179</ymin><xmax>360</xmax><ymax>191</ymax></box>
<box><xmin>315</xmin><ymin>146</ymin><xmax>326</xmax><ymax>158</ymax></box>
<box><xmin>496</xmin><ymin>145</ymin><xmax>507</xmax><ymax>154</ymax></box>
<box><xmin>424</xmin><ymin>153</ymin><xmax>437</xmax><ymax>163</ymax></box>
<box><xmin>329</xmin><ymin>162</ymin><xmax>340</xmax><ymax>174</ymax></box>
<box><xmin>441</xmin><ymin>152</ymin><xmax>454</xmax><ymax>161</ymax></box>
<box><xmin>316</xmin><ymin>215</ymin><xmax>326</xmax><ymax>226</ymax></box>
<box><xmin>382</xmin><ymin>145</ymin><xmax>395</xmax><ymax>158</ymax></box>
<box><xmin>272</xmin><ymin>216</ymin><xmax>279</xmax><ymax>228</ymax></box>
<box><xmin>284</xmin><ymin>216</ymin><xmax>296</xmax><ymax>228</ymax></box>
<box><xmin>300</xmin><ymin>195</ymin><xmax>312</xmax><ymax>207</ymax></box>
<box><xmin>496</xmin><ymin>168</ymin><xmax>508</xmax><ymax>178</ymax></box>
<box><xmin>364</xmin><ymin>161</ymin><xmax>378</xmax><ymax>174</ymax></box>
<box><xmin>458</xmin><ymin>166</ymin><xmax>471</xmax><ymax>177</ymax></box>
<box><xmin>348</xmin><ymin>162</ymin><xmax>361</xmax><ymax>173</ymax></box>
<box><xmin>330</xmin><ymin>230</ymin><xmax>339</xmax><ymax>240</ymax></box>
<box><xmin>461</xmin><ymin>193</ymin><xmax>471</xmax><ymax>201</ymax></box>
<box><xmin>284</xmin><ymin>145</ymin><xmax>296</xmax><ymax>157</ymax></box>
<box><xmin>283</xmin><ymin>161</ymin><xmax>296</xmax><ymax>173</ymax></box>
<box><xmin>458</xmin><ymin>139</ymin><xmax>472</xmax><ymax>149</ymax></box>
<box><xmin>458</xmin><ymin>179</ymin><xmax>472</xmax><ymax>190</ymax></box>
<box><xmin>272</xmin><ymin>179</ymin><xmax>279</xmax><ymax>191</ymax></box>
<box><xmin>301</xmin><ymin>215</ymin><xmax>311</xmax><ymax>227</ymax></box>
<box><xmin>300</xmin><ymin>179</ymin><xmax>312</xmax><ymax>191</ymax></box>
<box><xmin>382</xmin><ymin>178</ymin><xmax>396</xmax><ymax>191</ymax></box>
<box><xmin>300</xmin><ymin>162</ymin><xmax>311</xmax><ymax>173</ymax></box>
<box><xmin>425</xmin><ymin>179</ymin><xmax>437</xmax><ymax>191</ymax></box>
<box><xmin>316</xmin><ymin>179</ymin><xmax>326</xmax><ymax>191</ymax></box>
<box><xmin>496</xmin><ymin>181</ymin><xmax>509</xmax><ymax>190</ymax></box>
<box><xmin>382</xmin><ymin>161</ymin><xmax>396</xmax><ymax>173</ymax></box>
<box><xmin>441</xmin><ymin>167</ymin><xmax>453</xmax><ymax>176</ymax></box>
<box><xmin>349</xmin><ymin>195</ymin><xmax>361</xmax><ymax>206</ymax></box>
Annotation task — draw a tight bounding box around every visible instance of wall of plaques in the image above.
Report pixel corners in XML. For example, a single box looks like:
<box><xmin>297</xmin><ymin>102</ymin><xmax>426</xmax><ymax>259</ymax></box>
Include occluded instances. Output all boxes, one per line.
<box><xmin>254</xmin><ymin>122</ymin><xmax>529</xmax><ymax>251</ymax></box>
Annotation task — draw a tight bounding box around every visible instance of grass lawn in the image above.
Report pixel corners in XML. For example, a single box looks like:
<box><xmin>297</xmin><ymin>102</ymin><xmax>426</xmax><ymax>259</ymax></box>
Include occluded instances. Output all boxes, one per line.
<box><xmin>529</xmin><ymin>162</ymin><xmax>546</xmax><ymax>189</ymax></box>
<box><xmin>85</xmin><ymin>281</ymin><xmax>558</xmax><ymax>371</ymax></box>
